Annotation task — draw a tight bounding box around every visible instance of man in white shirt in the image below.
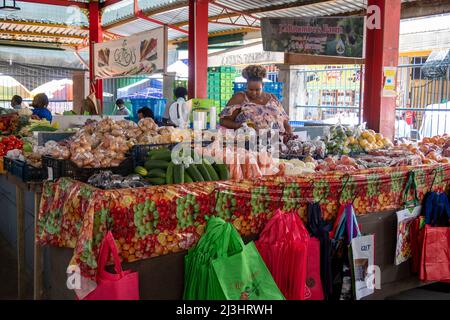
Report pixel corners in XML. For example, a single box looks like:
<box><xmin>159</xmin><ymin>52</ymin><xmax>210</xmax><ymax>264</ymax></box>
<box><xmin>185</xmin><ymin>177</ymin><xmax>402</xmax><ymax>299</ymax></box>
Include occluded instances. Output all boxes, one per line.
<box><xmin>163</xmin><ymin>87</ymin><xmax>190</xmax><ymax>127</ymax></box>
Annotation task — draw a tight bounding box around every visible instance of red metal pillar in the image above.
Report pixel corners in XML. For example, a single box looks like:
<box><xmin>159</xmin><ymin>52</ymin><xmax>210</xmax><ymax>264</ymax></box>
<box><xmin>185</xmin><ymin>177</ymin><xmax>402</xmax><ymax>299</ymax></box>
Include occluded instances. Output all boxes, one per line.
<box><xmin>188</xmin><ymin>0</ymin><xmax>209</xmax><ymax>99</ymax></box>
<box><xmin>363</xmin><ymin>0</ymin><xmax>401</xmax><ymax>139</ymax></box>
<box><xmin>89</xmin><ymin>1</ymin><xmax>103</xmax><ymax>113</ymax></box>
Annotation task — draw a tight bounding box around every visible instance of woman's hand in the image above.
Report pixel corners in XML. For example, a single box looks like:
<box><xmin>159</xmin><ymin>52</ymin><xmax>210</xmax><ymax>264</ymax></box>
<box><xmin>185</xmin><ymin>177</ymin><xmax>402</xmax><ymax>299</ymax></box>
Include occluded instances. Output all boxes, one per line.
<box><xmin>283</xmin><ymin>131</ymin><xmax>297</xmax><ymax>144</ymax></box>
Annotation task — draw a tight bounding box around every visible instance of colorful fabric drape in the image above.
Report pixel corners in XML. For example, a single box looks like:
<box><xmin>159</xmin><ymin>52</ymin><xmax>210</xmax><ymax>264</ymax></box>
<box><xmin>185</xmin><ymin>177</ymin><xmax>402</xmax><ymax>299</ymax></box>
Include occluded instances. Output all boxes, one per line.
<box><xmin>37</xmin><ymin>164</ymin><xmax>450</xmax><ymax>281</ymax></box>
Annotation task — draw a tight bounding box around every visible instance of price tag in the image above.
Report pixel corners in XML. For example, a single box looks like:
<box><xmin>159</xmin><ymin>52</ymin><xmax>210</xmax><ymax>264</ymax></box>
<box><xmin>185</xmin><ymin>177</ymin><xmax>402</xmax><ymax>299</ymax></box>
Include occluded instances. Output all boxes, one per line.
<box><xmin>47</xmin><ymin>167</ymin><xmax>53</xmax><ymax>181</ymax></box>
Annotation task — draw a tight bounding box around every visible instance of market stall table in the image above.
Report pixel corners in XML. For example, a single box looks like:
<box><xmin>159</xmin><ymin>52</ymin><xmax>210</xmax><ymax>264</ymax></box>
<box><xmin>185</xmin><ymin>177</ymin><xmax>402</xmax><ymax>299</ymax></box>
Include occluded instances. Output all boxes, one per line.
<box><xmin>36</xmin><ymin>163</ymin><xmax>449</xmax><ymax>300</ymax></box>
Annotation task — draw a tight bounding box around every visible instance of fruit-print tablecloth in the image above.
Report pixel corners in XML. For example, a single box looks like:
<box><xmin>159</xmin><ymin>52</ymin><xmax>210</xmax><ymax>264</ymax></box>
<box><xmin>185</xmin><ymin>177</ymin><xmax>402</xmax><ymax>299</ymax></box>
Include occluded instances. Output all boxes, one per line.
<box><xmin>37</xmin><ymin>163</ymin><xmax>450</xmax><ymax>283</ymax></box>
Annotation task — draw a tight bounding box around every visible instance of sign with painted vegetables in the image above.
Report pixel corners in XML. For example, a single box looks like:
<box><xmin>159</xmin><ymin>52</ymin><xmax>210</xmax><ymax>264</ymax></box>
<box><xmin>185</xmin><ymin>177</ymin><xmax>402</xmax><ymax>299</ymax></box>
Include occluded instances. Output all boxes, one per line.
<box><xmin>94</xmin><ymin>28</ymin><xmax>167</xmax><ymax>79</ymax></box>
<box><xmin>261</xmin><ymin>17</ymin><xmax>365</xmax><ymax>58</ymax></box>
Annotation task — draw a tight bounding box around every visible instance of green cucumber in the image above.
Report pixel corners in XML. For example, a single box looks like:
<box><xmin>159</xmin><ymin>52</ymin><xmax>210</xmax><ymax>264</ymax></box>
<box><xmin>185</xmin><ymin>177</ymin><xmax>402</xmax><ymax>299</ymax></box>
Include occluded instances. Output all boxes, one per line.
<box><xmin>196</xmin><ymin>163</ymin><xmax>212</xmax><ymax>181</ymax></box>
<box><xmin>186</xmin><ymin>165</ymin><xmax>204</xmax><ymax>182</ymax></box>
<box><xmin>144</xmin><ymin>159</ymin><xmax>170</xmax><ymax>170</ymax></box>
<box><xmin>166</xmin><ymin>162</ymin><xmax>174</xmax><ymax>184</ymax></box>
<box><xmin>204</xmin><ymin>159</ymin><xmax>219</xmax><ymax>181</ymax></box>
<box><xmin>147</xmin><ymin>168</ymin><xmax>166</xmax><ymax>178</ymax></box>
<box><xmin>134</xmin><ymin>166</ymin><xmax>148</xmax><ymax>177</ymax></box>
<box><xmin>214</xmin><ymin>164</ymin><xmax>229</xmax><ymax>180</ymax></box>
<box><xmin>174</xmin><ymin>164</ymin><xmax>185</xmax><ymax>184</ymax></box>
<box><xmin>150</xmin><ymin>150</ymin><xmax>172</xmax><ymax>161</ymax></box>
<box><xmin>184</xmin><ymin>172</ymin><xmax>194</xmax><ymax>183</ymax></box>
<box><xmin>146</xmin><ymin>177</ymin><xmax>166</xmax><ymax>185</ymax></box>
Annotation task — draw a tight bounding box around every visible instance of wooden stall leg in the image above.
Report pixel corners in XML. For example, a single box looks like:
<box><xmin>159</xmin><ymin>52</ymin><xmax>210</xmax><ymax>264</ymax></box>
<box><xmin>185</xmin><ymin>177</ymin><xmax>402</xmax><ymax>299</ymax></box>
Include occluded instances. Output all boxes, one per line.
<box><xmin>16</xmin><ymin>186</ymin><xmax>25</xmax><ymax>300</ymax></box>
<box><xmin>33</xmin><ymin>192</ymin><xmax>42</xmax><ymax>300</ymax></box>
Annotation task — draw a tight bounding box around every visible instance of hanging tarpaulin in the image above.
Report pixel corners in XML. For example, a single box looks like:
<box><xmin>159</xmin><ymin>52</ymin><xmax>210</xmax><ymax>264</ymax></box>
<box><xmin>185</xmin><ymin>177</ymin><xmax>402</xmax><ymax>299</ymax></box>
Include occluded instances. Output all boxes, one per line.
<box><xmin>94</xmin><ymin>28</ymin><xmax>167</xmax><ymax>80</ymax></box>
<box><xmin>261</xmin><ymin>17</ymin><xmax>365</xmax><ymax>58</ymax></box>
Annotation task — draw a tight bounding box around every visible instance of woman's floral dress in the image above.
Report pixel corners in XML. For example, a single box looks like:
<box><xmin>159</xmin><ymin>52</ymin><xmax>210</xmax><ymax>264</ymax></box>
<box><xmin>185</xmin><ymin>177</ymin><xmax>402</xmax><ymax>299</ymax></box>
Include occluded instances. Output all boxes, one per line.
<box><xmin>219</xmin><ymin>93</ymin><xmax>289</xmax><ymax>133</ymax></box>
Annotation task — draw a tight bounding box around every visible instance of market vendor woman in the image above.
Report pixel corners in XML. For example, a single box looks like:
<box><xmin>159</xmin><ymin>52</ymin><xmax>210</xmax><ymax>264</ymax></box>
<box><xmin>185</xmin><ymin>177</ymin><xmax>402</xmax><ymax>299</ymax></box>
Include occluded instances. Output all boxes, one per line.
<box><xmin>220</xmin><ymin>65</ymin><xmax>294</xmax><ymax>139</ymax></box>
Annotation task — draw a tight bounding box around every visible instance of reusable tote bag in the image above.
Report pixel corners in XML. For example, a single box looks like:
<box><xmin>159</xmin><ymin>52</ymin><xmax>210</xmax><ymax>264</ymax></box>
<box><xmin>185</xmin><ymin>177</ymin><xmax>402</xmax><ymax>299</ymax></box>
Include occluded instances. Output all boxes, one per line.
<box><xmin>345</xmin><ymin>204</ymin><xmax>376</xmax><ymax>300</ymax></box>
<box><xmin>183</xmin><ymin>217</ymin><xmax>232</xmax><ymax>300</ymax></box>
<box><xmin>419</xmin><ymin>192</ymin><xmax>450</xmax><ymax>282</ymax></box>
<box><xmin>331</xmin><ymin>204</ymin><xmax>359</xmax><ymax>300</ymax></box>
<box><xmin>306</xmin><ymin>202</ymin><xmax>332</xmax><ymax>300</ymax></box>
<box><xmin>305</xmin><ymin>238</ymin><xmax>325</xmax><ymax>300</ymax></box>
<box><xmin>395</xmin><ymin>171</ymin><xmax>421</xmax><ymax>265</ymax></box>
<box><xmin>211</xmin><ymin>217</ymin><xmax>285</xmax><ymax>300</ymax></box>
<box><xmin>83</xmin><ymin>231</ymin><xmax>139</xmax><ymax>300</ymax></box>
<box><xmin>255</xmin><ymin>209</ymin><xmax>310</xmax><ymax>300</ymax></box>
<box><xmin>350</xmin><ymin>234</ymin><xmax>375</xmax><ymax>300</ymax></box>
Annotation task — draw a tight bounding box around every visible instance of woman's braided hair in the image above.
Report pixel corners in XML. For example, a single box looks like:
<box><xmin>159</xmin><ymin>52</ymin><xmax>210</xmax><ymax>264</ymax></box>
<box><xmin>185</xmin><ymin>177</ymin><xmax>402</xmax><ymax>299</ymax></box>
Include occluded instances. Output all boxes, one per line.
<box><xmin>242</xmin><ymin>65</ymin><xmax>267</xmax><ymax>82</ymax></box>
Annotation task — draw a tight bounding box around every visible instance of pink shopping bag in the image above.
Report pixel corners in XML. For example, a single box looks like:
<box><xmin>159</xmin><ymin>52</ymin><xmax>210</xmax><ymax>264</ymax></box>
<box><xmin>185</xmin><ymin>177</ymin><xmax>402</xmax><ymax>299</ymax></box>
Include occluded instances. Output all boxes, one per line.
<box><xmin>304</xmin><ymin>238</ymin><xmax>324</xmax><ymax>300</ymax></box>
<box><xmin>255</xmin><ymin>209</ymin><xmax>310</xmax><ymax>300</ymax></box>
<box><xmin>83</xmin><ymin>231</ymin><xmax>139</xmax><ymax>300</ymax></box>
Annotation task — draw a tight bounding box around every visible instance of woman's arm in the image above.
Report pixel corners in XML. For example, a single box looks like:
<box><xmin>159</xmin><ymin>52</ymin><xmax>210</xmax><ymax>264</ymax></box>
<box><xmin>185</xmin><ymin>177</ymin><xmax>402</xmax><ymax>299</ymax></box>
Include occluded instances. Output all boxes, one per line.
<box><xmin>226</xmin><ymin>92</ymin><xmax>245</xmax><ymax>106</ymax></box>
<box><xmin>283</xmin><ymin>120</ymin><xmax>293</xmax><ymax>135</ymax></box>
<box><xmin>219</xmin><ymin>93</ymin><xmax>245</xmax><ymax>129</ymax></box>
<box><xmin>220</xmin><ymin>108</ymin><xmax>242</xmax><ymax>129</ymax></box>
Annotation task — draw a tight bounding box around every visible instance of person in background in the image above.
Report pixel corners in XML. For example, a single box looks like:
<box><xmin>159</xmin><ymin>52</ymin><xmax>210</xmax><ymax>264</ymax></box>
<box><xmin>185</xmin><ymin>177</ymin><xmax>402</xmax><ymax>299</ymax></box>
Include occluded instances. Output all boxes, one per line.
<box><xmin>10</xmin><ymin>95</ymin><xmax>23</xmax><ymax>110</ymax></box>
<box><xmin>31</xmin><ymin>93</ymin><xmax>52</xmax><ymax>122</ymax></box>
<box><xmin>114</xmin><ymin>98</ymin><xmax>130</xmax><ymax>116</ymax></box>
<box><xmin>137</xmin><ymin>106</ymin><xmax>154</xmax><ymax>120</ymax></box>
<box><xmin>163</xmin><ymin>86</ymin><xmax>189</xmax><ymax>127</ymax></box>
<box><xmin>220</xmin><ymin>65</ymin><xmax>294</xmax><ymax>141</ymax></box>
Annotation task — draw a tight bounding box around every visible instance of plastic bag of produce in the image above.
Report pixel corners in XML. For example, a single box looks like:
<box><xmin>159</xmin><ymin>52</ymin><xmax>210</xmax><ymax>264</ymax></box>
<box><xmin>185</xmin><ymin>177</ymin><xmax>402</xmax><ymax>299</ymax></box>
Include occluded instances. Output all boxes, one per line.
<box><xmin>82</xmin><ymin>231</ymin><xmax>139</xmax><ymax>300</ymax></box>
<box><xmin>255</xmin><ymin>209</ymin><xmax>309</xmax><ymax>300</ymax></box>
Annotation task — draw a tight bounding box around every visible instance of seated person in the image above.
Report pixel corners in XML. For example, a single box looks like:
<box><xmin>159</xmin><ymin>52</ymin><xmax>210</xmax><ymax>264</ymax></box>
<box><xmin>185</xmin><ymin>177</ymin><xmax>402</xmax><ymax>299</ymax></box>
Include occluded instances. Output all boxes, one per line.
<box><xmin>114</xmin><ymin>99</ymin><xmax>130</xmax><ymax>116</ymax></box>
<box><xmin>137</xmin><ymin>107</ymin><xmax>154</xmax><ymax>120</ymax></box>
<box><xmin>11</xmin><ymin>95</ymin><xmax>23</xmax><ymax>110</ymax></box>
<box><xmin>31</xmin><ymin>93</ymin><xmax>52</xmax><ymax>122</ymax></box>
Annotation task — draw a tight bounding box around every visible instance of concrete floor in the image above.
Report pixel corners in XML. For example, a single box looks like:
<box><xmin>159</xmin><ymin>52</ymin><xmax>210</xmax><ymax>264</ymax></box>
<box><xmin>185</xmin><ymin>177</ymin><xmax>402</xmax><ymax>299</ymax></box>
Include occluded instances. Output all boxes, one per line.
<box><xmin>0</xmin><ymin>233</ymin><xmax>449</xmax><ymax>300</ymax></box>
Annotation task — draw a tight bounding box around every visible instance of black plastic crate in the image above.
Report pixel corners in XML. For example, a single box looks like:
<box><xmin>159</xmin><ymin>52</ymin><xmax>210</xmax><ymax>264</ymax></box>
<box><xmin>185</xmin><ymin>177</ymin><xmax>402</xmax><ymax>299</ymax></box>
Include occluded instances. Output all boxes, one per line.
<box><xmin>41</xmin><ymin>156</ymin><xmax>64</xmax><ymax>181</ymax></box>
<box><xmin>4</xmin><ymin>157</ymin><xmax>45</xmax><ymax>182</ymax></box>
<box><xmin>60</xmin><ymin>156</ymin><xmax>134</xmax><ymax>182</ymax></box>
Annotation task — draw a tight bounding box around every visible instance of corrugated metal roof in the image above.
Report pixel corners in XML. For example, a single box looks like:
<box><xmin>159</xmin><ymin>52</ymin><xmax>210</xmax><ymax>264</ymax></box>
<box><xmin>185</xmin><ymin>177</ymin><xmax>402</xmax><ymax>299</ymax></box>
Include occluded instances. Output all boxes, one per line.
<box><xmin>4</xmin><ymin>2</ymin><xmax>88</xmax><ymax>26</ymax></box>
<box><xmin>0</xmin><ymin>19</ymin><xmax>88</xmax><ymax>46</ymax></box>
<box><xmin>102</xmin><ymin>0</ymin><xmax>187</xmax><ymax>26</ymax></box>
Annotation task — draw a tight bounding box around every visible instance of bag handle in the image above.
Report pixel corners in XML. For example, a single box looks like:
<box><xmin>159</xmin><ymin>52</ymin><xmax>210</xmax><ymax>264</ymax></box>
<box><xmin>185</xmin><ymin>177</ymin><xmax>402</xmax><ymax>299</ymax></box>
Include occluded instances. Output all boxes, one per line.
<box><xmin>97</xmin><ymin>231</ymin><xmax>124</xmax><ymax>279</ymax></box>
<box><xmin>347</xmin><ymin>204</ymin><xmax>361</xmax><ymax>240</ymax></box>
<box><xmin>403</xmin><ymin>171</ymin><xmax>419</xmax><ymax>207</ymax></box>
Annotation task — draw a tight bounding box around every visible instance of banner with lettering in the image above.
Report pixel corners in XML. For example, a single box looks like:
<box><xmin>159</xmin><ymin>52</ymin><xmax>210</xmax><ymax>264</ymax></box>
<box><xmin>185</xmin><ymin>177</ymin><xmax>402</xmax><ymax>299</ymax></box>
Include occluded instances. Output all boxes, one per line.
<box><xmin>261</xmin><ymin>17</ymin><xmax>365</xmax><ymax>58</ymax></box>
<box><xmin>94</xmin><ymin>28</ymin><xmax>166</xmax><ymax>80</ymax></box>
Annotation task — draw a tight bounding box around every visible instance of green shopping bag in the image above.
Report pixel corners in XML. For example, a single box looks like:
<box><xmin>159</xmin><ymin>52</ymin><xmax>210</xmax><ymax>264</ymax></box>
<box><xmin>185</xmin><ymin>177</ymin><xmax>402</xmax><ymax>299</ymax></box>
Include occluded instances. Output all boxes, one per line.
<box><xmin>184</xmin><ymin>216</ymin><xmax>284</xmax><ymax>300</ymax></box>
<box><xmin>212</xmin><ymin>239</ymin><xmax>285</xmax><ymax>300</ymax></box>
<box><xmin>184</xmin><ymin>217</ymin><xmax>233</xmax><ymax>300</ymax></box>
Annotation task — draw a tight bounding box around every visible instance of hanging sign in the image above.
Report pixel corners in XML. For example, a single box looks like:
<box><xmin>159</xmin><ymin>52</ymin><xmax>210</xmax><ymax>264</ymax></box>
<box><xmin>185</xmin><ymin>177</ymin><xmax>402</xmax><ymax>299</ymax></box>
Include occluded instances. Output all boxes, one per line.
<box><xmin>382</xmin><ymin>66</ymin><xmax>397</xmax><ymax>97</ymax></box>
<box><xmin>261</xmin><ymin>17</ymin><xmax>365</xmax><ymax>58</ymax></box>
<box><xmin>94</xmin><ymin>28</ymin><xmax>167</xmax><ymax>80</ymax></box>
